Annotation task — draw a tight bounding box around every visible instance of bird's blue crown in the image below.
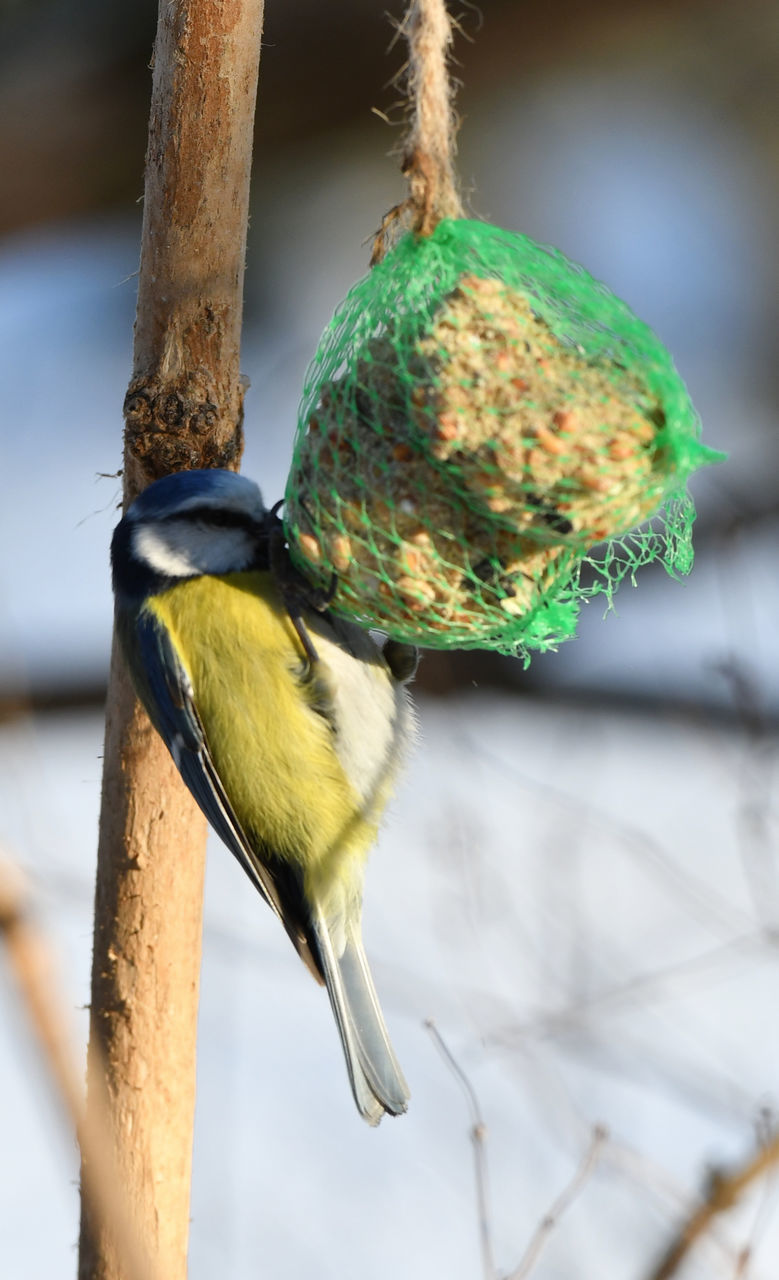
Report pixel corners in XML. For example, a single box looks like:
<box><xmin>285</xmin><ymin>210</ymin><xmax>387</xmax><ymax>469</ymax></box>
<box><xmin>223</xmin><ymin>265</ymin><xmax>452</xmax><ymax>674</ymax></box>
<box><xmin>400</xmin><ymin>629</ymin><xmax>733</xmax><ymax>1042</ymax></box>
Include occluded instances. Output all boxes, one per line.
<box><xmin>126</xmin><ymin>468</ymin><xmax>265</xmax><ymax>522</ymax></box>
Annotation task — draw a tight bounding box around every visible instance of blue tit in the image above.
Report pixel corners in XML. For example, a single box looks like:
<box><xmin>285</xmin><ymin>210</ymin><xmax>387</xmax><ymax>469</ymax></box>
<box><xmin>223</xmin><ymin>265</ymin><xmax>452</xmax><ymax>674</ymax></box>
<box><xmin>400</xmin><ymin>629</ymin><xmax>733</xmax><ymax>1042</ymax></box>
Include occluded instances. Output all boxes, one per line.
<box><xmin>110</xmin><ymin>468</ymin><xmax>417</xmax><ymax>1124</ymax></box>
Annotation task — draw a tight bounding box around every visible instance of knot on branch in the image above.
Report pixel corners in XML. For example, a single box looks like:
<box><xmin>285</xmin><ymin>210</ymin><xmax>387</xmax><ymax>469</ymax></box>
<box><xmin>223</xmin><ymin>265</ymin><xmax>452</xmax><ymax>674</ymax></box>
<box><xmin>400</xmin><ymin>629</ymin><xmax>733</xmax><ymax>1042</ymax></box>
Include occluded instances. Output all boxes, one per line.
<box><xmin>123</xmin><ymin>372</ymin><xmax>244</xmax><ymax>498</ymax></box>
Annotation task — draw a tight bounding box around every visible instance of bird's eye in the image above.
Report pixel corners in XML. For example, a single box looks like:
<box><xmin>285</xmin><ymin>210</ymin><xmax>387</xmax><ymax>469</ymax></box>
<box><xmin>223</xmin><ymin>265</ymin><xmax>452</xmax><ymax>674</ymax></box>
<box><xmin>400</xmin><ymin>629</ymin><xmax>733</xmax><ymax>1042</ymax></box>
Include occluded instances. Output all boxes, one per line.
<box><xmin>203</xmin><ymin>509</ymin><xmax>245</xmax><ymax>529</ymax></box>
<box><xmin>161</xmin><ymin>505</ymin><xmax>253</xmax><ymax>531</ymax></box>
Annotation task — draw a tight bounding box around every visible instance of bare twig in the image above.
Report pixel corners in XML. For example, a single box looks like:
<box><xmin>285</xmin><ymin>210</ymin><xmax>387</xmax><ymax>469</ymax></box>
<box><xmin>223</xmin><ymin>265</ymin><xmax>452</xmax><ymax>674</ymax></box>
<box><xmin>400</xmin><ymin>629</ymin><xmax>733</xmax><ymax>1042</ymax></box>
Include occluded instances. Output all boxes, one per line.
<box><xmin>647</xmin><ymin>1136</ymin><xmax>779</xmax><ymax>1280</ymax></box>
<box><xmin>0</xmin><ymin>852</ymin><xmax>158</xmax><ymax>1280</ymax></box>
<box><xmin>464</xmin><ymin>731</ymin><xmax>755</xmax><ymax>943</ymax></box>
<box><xmin>600</xmin><ymin>1137</ymin><xmax>775</xmax><ymax>1280</ymax></box>
<box><xmin>718</xmin><ymin>657</ymin><xmax>779</xmax><ymax>936</ymax></box>
<box><xmin>488</xmin><ymin>932</ymin><xmax>766</xmax><ymax>1050</ymax></box>
<box><xmin>426</xmin><ymin>1019</ymin><xmax>496</xmax><ymax>1280</ymax></box>
<box><xmin>426</xmin><ymin>1017</ymin><xmax>607</xmax><ymax>1280</ymax></box>
<box><xmin>506</xmin><ymin>1125</ymin><xmax>607</xmax><ymax>1280</ymax></box>
<box><xmin>730</xmin><ymin>1111</ymin><xmax>779</xmax><ymax>1279</ymax></box>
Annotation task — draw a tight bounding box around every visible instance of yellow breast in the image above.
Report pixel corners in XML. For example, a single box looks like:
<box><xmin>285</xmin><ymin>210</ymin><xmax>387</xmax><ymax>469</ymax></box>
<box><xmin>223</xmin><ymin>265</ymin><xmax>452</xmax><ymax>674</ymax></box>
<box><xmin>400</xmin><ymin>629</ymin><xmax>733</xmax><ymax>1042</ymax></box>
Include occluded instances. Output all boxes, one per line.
<box><xmin>148</xmin><ymin>572</ymin><xmax>381</xmax><ymax>894</ymax></box>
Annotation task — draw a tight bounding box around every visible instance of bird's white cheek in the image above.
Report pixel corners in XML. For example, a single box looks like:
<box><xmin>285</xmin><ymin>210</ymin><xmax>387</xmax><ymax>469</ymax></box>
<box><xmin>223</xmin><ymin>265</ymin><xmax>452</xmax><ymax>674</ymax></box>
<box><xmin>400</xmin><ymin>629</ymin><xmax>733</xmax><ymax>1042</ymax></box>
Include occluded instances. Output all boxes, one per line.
<box><xmin>134</xmin><ymin>524</ymin><xmax>201</xmax><ymax>576</ymax></box>
<box><xmin>133</xmin><ymin>521</ymin><xmax>255</xmax><ymax>576</ymax></box>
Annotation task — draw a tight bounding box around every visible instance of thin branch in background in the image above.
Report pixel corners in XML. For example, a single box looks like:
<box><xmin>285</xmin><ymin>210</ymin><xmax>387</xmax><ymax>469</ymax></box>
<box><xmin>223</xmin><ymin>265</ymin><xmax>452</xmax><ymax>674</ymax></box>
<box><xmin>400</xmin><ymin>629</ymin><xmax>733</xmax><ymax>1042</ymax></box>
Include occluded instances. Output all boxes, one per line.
<box><xmin>487</xmin><ymin>931</ymin><xmax>767</xmax><ymax>1049</ymax></box>
<box><xmin>505</xmin><ymin>1125</ymin><xmax>607</xmax><ymax>1280</ymax></box>
<box><xmin>647</xmin><ymin>1134</ymin><xmax>779</xmax><ymax>1280</ymax></box>
<box><xmin>425</xmin><ymin>1019</ymin><xmax>496</xmax><ymax>1280</ymax></box>
<box><xmin>0</xmin><ymin>851</ymin><xmax>158</xmax><ymax>1280</ymax></box>
<box><xmin>603</xmin><ymin>1138</ymin><xmax>770</xmax><ymax>1279</ymax></box>
<box><xmin>464</xmin><ymin>730</ymin><xmax>754</xmax><ymax>942</ymax></box>
<box><xmin>733</xmin><ymin>1111</ymin><xmax>779</xmax><ymax>1279</ymax></box>
<box><xmin>426</xmin><ymin>1017</ymin><xmax>607</xmax><ymax>1280</ymax></box>
<box><xmin>717</xmin><ymin>657</ymin><xmax>779</xmax><ymax>937</ymax></box>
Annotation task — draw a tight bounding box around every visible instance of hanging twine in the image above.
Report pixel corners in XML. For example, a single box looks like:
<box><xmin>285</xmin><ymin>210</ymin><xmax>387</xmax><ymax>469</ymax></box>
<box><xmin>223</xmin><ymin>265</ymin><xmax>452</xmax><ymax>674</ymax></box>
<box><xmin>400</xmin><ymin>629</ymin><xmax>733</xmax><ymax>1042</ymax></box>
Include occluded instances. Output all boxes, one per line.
<box><xmin>372</xmin><ymin>0</ymin><xmax>464</xmax><ymax>263</ymax></box>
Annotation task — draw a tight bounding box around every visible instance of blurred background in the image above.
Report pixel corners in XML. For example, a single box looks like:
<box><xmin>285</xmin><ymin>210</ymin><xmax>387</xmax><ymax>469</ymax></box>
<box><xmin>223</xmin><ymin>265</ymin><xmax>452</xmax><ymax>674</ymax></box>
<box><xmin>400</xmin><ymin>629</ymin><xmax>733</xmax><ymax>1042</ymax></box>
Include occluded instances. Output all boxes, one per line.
<box><xmin>1</xmin><ymin>1</ymin><xmax>778</xmax><ymax>1276</ymax></box>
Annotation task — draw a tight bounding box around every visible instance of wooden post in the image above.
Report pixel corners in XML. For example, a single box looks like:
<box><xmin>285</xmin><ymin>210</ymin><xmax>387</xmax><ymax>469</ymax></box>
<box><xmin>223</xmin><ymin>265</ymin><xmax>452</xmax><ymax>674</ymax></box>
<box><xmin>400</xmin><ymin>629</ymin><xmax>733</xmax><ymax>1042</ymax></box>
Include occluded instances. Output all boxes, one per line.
<box><xmin>78</xmin><ymin>2</ymin><xmax>265</xmax><ymax>1276</ymax></box>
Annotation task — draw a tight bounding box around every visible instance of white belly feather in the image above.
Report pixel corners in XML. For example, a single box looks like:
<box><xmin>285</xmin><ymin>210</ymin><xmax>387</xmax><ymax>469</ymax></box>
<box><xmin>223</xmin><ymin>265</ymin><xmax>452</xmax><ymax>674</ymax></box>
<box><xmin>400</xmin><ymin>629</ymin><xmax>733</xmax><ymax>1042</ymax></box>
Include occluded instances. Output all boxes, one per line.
<box><xmin>307</xmin><ymin>617</ymin><xmax>416</xmax><ymax>813</ymax></box>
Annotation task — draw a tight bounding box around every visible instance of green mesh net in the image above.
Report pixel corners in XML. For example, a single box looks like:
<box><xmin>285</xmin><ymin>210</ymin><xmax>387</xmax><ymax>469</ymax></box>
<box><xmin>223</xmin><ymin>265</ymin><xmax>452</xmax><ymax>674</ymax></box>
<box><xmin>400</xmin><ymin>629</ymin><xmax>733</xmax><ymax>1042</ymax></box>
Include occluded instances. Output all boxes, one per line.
<box><xmin>284</xmin><ymin>218</ymin><xmax>722</xmax><ymax>659</ymax></box>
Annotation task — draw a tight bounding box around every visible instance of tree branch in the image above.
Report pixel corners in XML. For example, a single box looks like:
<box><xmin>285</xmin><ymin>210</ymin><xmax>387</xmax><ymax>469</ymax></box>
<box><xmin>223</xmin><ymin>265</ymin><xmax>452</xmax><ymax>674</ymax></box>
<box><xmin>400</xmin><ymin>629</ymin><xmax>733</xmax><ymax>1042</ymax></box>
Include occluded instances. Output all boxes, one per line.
<box><xmin>78</xmin><ymin>3</ymin><xmax>265</xmax><ymax>1277</ymax></box>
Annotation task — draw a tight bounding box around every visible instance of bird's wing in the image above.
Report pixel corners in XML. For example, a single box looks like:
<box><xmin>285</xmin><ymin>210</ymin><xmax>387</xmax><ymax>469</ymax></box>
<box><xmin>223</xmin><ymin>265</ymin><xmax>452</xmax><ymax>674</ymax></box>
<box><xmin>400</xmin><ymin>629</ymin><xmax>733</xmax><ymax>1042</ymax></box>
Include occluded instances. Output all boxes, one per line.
<box><xmin>131</xmin><ymin>607</ymin><xmax>321</xmax><ymax>974</ymax></box>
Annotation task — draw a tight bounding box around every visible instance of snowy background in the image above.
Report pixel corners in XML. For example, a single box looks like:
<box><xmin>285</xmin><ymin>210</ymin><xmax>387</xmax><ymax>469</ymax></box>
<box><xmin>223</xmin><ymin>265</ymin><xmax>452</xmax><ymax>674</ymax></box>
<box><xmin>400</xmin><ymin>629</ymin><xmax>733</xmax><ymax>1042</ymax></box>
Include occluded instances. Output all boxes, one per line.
<box><xmin>1</xmin><ymin>2</ymin><xmax>778</xmax><ymax>1277</ymax></box>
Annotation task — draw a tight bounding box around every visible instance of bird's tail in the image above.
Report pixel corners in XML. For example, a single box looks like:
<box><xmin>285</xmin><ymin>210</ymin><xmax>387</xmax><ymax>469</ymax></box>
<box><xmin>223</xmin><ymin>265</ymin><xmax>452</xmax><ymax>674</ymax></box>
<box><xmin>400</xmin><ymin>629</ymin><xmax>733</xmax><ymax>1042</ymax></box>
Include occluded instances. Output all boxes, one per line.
<box><xmin>311</xmin><ymin>908</ymin><xmax>409</xmax><ymax>1125</ymax></box>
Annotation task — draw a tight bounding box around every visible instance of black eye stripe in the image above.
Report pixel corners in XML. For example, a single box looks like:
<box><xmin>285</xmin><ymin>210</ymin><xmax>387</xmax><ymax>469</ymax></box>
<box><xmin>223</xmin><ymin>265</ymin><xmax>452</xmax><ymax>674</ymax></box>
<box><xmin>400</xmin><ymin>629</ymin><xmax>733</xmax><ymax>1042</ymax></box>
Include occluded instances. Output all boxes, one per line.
<box><xmin>158</xmin><ymin>506</ymin><xmax>259</xmax><ymax>531</ymax></box>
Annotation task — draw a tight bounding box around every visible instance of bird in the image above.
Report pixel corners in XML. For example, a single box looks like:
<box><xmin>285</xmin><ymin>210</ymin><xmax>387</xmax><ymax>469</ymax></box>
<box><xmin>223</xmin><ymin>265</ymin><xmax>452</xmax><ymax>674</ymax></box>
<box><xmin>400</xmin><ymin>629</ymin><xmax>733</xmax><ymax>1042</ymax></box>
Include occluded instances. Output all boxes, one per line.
<box><xmin>110</xmin><ymin>467</ymin><xmax>417</xmax><ymax>1124</ymax></box>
